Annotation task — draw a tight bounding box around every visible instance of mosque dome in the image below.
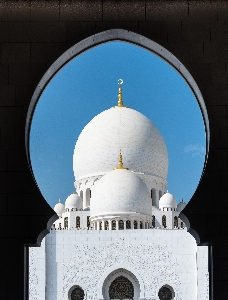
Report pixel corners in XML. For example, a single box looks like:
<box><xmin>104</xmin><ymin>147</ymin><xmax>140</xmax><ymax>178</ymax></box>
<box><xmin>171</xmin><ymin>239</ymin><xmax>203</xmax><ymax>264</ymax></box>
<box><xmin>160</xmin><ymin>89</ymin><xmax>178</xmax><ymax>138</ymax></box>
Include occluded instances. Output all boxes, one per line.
<box><xmin>177</xmin><ymin>199</ymin><xmax>186</xmax><ymax>212</ymax></box>
<box><xmin>73</xmin><ymin>86</ymin><xmax>168</xmax><ymax>182</ymax></box>
<box><xmin>53</xmin><ymin>200</ymin><xmax>65</xmax><ymax>217</ymax></box>
<box><xmin>159</xmin><ymin>192</ymin><xmax>177</xmax><ymax>210</ymax></box>
<box><xmin>90</xmin><ymin>153</ymin><xmax>152</xmax><ymax>218</ymax></box>
<box><xmin>65</xmin><ymin>193</ymin><xmax>82</xmax><ymax>210</ymax></box>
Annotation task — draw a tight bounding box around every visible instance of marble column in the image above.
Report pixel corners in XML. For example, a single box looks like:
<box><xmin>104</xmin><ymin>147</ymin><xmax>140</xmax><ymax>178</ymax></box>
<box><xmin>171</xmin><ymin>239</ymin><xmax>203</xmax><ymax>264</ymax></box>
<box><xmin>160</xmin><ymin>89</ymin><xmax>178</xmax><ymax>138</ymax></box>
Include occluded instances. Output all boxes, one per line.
<box><xmin>116</xmin><ymin>220</ymin><xmax>119</xmax><ymax>230</ymax></box>
<box><xmin>109</xmin><ymin>220</ymin><xmax>112</xmax><ymax>230</ymax></box>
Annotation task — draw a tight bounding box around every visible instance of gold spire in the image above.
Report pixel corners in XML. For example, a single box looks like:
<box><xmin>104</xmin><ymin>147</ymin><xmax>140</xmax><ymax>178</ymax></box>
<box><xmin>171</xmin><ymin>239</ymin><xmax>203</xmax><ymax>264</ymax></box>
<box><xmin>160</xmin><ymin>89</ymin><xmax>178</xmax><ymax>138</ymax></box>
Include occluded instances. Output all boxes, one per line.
<box><xmin>113</xmin><ymin>150</ymin><xmax>129</xmax><ymax>170</ymax></box>
<box><xmin>112</xmin><ymin>79</ymin><xmax>128</xmax><ymax>108</ymax></box>
<box><xmin>118</xmin><ymin>84</ymin><xmax>123</xmax><ymax>107</ymax></box>
<box><xmin>117</xmin><ymin>79</ymin><xmax>124</xmax><ymax>107</ymax></box>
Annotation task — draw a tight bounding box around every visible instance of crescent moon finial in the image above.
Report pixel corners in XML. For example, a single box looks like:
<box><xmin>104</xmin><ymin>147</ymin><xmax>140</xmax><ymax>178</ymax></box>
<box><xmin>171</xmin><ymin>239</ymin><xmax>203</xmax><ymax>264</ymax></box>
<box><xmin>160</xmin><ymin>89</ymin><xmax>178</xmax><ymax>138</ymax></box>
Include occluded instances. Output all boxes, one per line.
<box><xmin>118</xmin><ymin>79</ymin><xmax>123</xmax><ymax>86</ymax></box>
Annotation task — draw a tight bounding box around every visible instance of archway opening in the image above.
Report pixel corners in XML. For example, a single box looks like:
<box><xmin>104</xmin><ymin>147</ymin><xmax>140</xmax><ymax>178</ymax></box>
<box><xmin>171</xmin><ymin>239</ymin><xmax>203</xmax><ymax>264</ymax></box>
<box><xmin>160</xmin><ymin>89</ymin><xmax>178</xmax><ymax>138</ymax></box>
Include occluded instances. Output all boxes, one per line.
<box><xmin>28</xmin><ymin>37</ymin><xmax>207</xmax><ymax>214</ymax></box>
<box><xmin>101</xmin><ymin>267</ymin><xmax>141</xmax><ymax>300</ymax></box>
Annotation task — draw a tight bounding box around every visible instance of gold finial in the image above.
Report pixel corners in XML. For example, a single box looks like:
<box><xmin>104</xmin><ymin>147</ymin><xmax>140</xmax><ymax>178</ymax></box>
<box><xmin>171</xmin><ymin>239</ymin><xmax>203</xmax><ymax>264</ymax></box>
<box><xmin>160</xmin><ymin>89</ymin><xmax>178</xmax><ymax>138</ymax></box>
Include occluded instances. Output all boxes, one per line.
<box><xmin>58</xmin><ymin>198</ymin><xmax>61</xmax><ymax>203</ymax></box>
<box><xmin>113</xmin><ymin>150</ymin><xmax>129</xmax><ymax>170</ymax></box>
<box><xmin>117</xmin><ymin>79</ymin><xmax>124</xmax><ymax>107</ymax></box>
<box><xmin>111</xmin><ymin>79</ymin><xmax>129</xmax><ymax>108</ymax></box>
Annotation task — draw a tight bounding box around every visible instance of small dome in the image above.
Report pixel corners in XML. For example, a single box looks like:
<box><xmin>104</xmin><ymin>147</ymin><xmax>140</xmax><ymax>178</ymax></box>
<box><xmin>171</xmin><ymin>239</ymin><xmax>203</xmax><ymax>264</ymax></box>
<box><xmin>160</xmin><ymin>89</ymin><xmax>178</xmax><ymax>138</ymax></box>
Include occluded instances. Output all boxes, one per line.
<box><xmin>177</xmin><ymin>199</ymin><xmax>186</xmax><ymax>212</ymax></box>
<box><xmin>90</xmin><ymin>168</ymin><xmax>151</xmax><ymax>218</ymax></box>
<box><xmin>54</xmin><ymin>200</ymin><xmax>65</xmax><ymax>217</ymax></box>
<box><xmin>65</xmin><ymin>193</ymin><xmax>82</xmax><ymax>210</ymax></box>
<box><xmin>159</xmin><ymin>192</ymin><xmax>177</xmax><ymax>210</ymax></box>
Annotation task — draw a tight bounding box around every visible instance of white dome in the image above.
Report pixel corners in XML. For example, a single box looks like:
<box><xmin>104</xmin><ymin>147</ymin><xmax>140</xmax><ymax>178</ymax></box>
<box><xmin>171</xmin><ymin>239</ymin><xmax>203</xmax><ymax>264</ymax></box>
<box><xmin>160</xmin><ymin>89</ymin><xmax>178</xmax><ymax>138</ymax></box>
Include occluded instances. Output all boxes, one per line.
<box><xmin>73</xmin><ymin>107</ymin><xmax>168</xmax><ymax>181</ymax></box>
<box><xmin>90</xmin><ymin>169</ymin><xmax>152</xmax><ymax>217</ymax></box>
<box><xmin>159</xmin><ymin>192</ymin><xmax>177</xmax><ymax>210</ymax></box>
<box><xmin>65</xmin><ymin>193</ymin><xmax>82</xmax><ymax>210</ymax></box>
<box><xmin>53</xmin><ymin>201</ymin><xmax>65</xmax><ymax>217</ymax></box>
<box><xmin>177</xmin><ymin>200</ymin><xmax>186</xmax><ymax>212</ymax></box>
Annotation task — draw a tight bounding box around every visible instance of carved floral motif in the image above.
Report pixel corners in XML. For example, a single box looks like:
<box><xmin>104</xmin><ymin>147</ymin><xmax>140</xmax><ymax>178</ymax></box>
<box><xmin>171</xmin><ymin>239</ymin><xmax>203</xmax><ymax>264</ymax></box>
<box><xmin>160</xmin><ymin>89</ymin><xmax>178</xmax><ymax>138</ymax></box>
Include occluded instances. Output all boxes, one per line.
<box><xmin>62</xmin><ymin>238</ymin><xmax>182</xmax><ymax>300</ymax></box>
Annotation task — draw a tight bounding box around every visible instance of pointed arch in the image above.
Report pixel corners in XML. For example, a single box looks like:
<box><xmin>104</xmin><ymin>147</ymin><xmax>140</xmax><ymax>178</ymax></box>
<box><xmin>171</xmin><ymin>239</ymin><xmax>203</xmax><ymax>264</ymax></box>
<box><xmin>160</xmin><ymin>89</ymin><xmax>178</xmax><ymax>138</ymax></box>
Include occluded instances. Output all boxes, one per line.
<box><xmin>26</xmin><ymin>28</ymin><xmax>209</xmax><ymax>245</ymax></box>
<box><xmin>97</xmin><ymin>264</ymin><xmax>145</xmax><ymax>300</ymax></box>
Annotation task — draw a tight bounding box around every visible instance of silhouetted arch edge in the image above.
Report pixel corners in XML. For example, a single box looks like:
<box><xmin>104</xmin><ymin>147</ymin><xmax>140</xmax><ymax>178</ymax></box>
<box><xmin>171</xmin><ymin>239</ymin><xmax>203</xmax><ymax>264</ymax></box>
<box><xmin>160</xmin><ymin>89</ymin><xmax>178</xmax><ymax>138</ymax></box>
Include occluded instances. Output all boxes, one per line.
<box><xmin>25</xmin><ymin>29</ymin><xmax>209</xmax><ymax>244</ymax></box>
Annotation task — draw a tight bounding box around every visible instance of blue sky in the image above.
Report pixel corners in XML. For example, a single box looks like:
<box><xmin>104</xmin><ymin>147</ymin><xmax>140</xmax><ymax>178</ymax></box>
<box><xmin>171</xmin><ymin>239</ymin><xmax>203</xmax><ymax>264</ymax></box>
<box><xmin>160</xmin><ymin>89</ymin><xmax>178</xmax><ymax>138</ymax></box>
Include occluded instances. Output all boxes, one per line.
<box><xmin>30</xmin><ymin>41</ymin><xmax>206</xmax><ymax>209</ymax></box>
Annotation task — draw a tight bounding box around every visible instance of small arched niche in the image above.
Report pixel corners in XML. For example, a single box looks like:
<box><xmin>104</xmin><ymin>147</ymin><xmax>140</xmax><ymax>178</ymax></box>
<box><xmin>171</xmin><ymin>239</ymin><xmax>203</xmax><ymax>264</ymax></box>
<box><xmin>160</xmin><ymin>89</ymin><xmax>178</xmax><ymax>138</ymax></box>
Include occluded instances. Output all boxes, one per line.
<box><xmin>158</xmin><ymin>284</ymin><xmax>175</xmax><ymax>300</ymax></box>
<box><xmin>68</xmin><ymin>285</ymin><xmax>85</xmax><ymax>300</ymax></box>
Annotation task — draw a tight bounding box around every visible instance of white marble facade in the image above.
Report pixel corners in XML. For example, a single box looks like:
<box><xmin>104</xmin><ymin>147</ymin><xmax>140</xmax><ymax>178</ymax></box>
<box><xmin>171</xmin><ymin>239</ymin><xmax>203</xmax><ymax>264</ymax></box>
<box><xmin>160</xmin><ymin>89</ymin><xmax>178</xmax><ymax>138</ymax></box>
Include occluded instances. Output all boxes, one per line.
<box><xmin>29</xmin><ymin>229</ymin><xmax>208</xmax><ymax>300</ymax></box>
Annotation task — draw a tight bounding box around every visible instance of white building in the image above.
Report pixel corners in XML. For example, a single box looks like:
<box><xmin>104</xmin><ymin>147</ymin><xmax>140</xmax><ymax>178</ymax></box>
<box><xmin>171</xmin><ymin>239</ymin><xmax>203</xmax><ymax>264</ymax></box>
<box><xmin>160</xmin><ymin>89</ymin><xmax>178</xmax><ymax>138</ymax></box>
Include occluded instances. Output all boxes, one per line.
<box><xmin>29</xmin><ymin>83</ymin><xmax>209</xmax><ymax>300</ymax></box>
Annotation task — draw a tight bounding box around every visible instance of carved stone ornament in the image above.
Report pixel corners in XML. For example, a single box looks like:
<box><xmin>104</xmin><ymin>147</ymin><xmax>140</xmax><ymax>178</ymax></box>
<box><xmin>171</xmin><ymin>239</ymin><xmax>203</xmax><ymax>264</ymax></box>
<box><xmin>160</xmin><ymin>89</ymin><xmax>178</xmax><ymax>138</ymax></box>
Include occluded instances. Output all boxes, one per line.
<box><xmin>62</xmin><ymin>238</ymin><xmax>182</xmax><ymax>300</ymax></box>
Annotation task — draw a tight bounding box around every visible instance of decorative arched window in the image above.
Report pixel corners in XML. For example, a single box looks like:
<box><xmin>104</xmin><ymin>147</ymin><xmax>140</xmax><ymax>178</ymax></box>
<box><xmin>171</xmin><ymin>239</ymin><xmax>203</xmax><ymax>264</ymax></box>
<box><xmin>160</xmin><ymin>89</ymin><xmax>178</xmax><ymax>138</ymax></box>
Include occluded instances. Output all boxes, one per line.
<box><xmin>70</xmin><ymin>285</ymin><xmax>85</xmax><ymax>300</ymax></box>
<box><xmin>59</xmin><ymin>223</ymin><xmax>62</xmax><ymax>229</ymax></box>
<box><xmin>181</xmin><ymin>221</ymin><xmax>183</xmax><ymax>228</ymax></box>
<box><xmin>85</xmin><ymin>188</ymin><xmax>90</xmax><ymax>207</ymax></box>
<box><xmin>158</xmin><ymin>285</ymin><xmax>173</xmax><ymax>300</ymax></box>
<box><xmin>99</xmin><ymin>222</ymin><xmax>102</xmax><ymax>230</ymax></box>
<box><xmin>105</xmin><ymin>221</ymin><xmax>109</xmax><ymax>230</ymax></box>
<box><xmin>80</xmin><ymin>191</ymin><xmax>83</xmax><ymax>201</ymax></box>
<box><xmin>151</xmin><ymin>188</ymin><xmax>156</xmax><ymax>206</ymax></box>
<box><xmin>126</xmin><ymin>220</ymin><xmax>131</xmax><ymax>229</ymax></box>
<box><xmin>76</xmin><ymin>216</ymin><xmax>80</xmax><ymax>228</ymax></box>
<box><xmin>64</xmin><ymin>217</ymin><xmax>68</xmax><ymax>228</ymax></box>
<box><xmin>134</xmin><ymin>220</ymin><xmax>137</xmax><ymax>229</ymax></box>
<box><xmin>87</xmin><ymin>216</ymin><xmax>90</xmax><ymax>228</ymax></box>
<box><xmin>152</xmin><ymin>215</ymin><xmax>155</xmax><ymax>228</ymax></box>
<box><xmin>109</xmin><ymin>276</ymin><xmax>134</xmax><ymax>300</ymax></box>
<box><xmin>119</xmin><ymin>220</ymin><xmax>124</xmax><ymax>230</ymax></box>
<box><xmin>162</xmin><ymin>215</ymin><xmax>166</xmax><ymax>228</ymax></box>
<box><xmin>140</xmin><ymin>221</ymin><xmax>142</xmax><ymax>229</ymax></box>
<box><xmin>112</xmin><ymin>220</ymin><xmax>116</xmax><ymax>230</ymax></box>
<box><xmin>174</xmin><ymin>216</ymin><xmax>178</xmax><ymax>228</ymax></box>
